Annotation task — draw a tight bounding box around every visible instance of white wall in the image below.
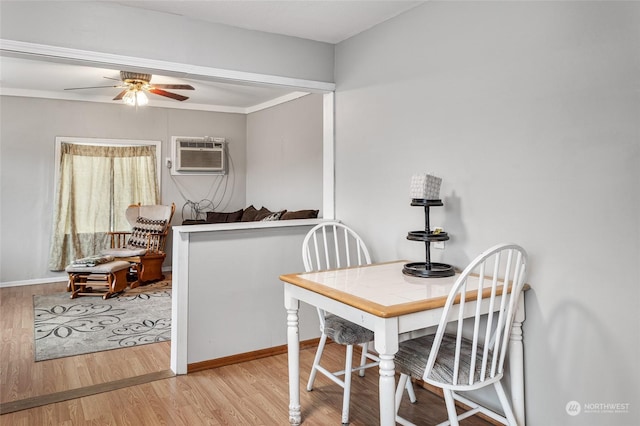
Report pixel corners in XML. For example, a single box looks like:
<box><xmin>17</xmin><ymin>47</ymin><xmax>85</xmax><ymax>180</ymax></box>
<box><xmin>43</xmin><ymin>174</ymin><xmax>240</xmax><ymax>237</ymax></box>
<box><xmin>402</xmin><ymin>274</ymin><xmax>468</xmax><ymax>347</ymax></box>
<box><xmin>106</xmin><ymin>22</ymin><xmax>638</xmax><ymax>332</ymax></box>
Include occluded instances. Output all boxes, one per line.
<box><xmin>182</xmin><ymin>224</ymin><xmax>320</xmax><ymax>365</ymax></box>
<box><xmin>246</xmin><ymin>93</ymin><xmax>323</xmax><ymax>214</ymax></box>
<box><xmin>0</xmin><ymin>1</ymin><xmax>334</xmax><ymax>83</ymax></box>
<box><xmin>0</xmin><ymin>96</ymin><xmax>247</xmax><ymax>283</ymax></box>
<box><xmin>334</xmin><ymin>2</ymin><xmax>639</xmax><ymax>425</ymax></box>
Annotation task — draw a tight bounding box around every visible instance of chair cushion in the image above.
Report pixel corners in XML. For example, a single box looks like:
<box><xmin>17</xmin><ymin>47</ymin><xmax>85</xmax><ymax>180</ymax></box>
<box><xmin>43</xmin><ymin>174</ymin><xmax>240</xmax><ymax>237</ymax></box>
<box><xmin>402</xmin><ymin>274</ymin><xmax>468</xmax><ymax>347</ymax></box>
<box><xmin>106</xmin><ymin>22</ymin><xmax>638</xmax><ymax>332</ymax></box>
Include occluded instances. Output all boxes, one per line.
<box><xmin>126</xmin><ymin>216</ymin><xmax>167</xmax><ymax>249</ymax></box>
<box><xmin>70</xmin><ymin>255</ymin><xmax>114</xmax><ymax>267</ymax></box>
<box><xmin>102</xmin><ymin>247</ymin><xmax>147</xmax><ymax>257</ymax></box>
<box><xmin>323</xmin><ymin>314</ymin><xmax>374</xmax><ymax>345</ymax></box>
<box><xmin>126</xmin><ymin>204</ymin><xmax>173</xmax><ymax>226</ymax></box>
<box><xmin>395</xmin><ymin>334</ymin><xmax>494</xmax><ymax>386</ymax></box>
<box><xmin>66</xmin><ymin>260</ymin><xmax>131</xmax><ymax>274</ymax></box>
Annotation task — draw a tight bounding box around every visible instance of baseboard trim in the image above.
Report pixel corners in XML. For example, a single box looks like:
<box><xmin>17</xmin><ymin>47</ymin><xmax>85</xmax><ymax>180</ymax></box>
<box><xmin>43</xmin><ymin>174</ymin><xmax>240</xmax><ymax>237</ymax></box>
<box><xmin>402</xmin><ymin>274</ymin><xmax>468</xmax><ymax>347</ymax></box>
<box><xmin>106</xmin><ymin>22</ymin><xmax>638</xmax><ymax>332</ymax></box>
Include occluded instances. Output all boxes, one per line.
<box><xmin>187</xmin><ymin>338</ymin><xmax>321</xmax><ymax>373</ymax></box>
<box><xmin>0</xmin><ymin>276</ymin><xmax>68</xmax><ymax>288</ymax></box>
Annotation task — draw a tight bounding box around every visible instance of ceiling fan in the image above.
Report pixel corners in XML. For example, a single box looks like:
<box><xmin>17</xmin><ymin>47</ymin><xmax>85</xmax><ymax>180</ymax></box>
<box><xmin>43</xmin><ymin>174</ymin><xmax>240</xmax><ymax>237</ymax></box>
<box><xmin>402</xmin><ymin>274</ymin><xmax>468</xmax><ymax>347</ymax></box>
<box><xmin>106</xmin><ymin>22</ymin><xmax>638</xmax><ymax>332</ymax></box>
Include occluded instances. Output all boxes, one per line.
<box><xmin>65</xmin><ymin>71</ymin><xmax>195</xmax><ymax>105</ymax></box>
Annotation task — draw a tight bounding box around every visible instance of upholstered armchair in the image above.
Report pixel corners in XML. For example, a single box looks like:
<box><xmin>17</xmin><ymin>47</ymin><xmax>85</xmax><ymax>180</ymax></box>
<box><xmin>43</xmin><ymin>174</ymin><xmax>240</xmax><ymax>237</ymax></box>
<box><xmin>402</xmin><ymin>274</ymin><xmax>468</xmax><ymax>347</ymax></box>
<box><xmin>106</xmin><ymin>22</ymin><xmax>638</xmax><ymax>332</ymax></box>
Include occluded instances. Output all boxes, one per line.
<box><xmin>102</xmin><ymin>203</ymin><xmax>175</xmax><ymax>286</ymax></box>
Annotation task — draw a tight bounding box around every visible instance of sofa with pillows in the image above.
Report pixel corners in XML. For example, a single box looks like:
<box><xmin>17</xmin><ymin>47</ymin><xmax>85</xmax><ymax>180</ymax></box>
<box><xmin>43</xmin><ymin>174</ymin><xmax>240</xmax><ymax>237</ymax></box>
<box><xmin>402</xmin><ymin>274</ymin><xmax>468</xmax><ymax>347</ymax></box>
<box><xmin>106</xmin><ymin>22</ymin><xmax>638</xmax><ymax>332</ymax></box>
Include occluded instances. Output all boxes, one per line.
<box><xmin>182</xmin><ymin>205</ymin><xmax>319</xmax><ymax>225</ymax></box>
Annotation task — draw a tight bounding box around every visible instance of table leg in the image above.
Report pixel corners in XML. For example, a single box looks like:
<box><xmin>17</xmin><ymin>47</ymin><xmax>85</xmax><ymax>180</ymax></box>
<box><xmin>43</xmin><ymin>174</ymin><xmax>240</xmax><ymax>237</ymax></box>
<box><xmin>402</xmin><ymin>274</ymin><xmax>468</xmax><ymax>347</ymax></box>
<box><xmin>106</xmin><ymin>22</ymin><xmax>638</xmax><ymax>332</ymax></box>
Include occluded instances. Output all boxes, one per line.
<box><xmin>509</xmin><ymin>296</ymin><xmax>526</xmax><ymax>426</ymax></box>
<box><xmin>378</xmin><ymin>353</ymin><xmax>397</xmax><ymax>426</ymax></box>
<box><xmin>375</xmin><ymin>319</ymin><xmax>399</xmax><ymax>426</ymax></box>
<box><xmin>286</xmin><ymin>298</ymin><xmax>301</xmax><ymax>425</ymax></box>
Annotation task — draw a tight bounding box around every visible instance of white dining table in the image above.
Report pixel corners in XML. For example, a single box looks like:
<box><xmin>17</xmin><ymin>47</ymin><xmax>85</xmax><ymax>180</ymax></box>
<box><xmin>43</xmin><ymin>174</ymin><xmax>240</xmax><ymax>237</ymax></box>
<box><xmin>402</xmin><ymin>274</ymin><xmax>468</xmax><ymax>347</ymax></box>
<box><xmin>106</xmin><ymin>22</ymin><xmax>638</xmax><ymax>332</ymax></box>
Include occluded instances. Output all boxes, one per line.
<box><xmin>280</xmin><ymin>260</ymin><xmax>528</xmax><ymax>426</ymax></box>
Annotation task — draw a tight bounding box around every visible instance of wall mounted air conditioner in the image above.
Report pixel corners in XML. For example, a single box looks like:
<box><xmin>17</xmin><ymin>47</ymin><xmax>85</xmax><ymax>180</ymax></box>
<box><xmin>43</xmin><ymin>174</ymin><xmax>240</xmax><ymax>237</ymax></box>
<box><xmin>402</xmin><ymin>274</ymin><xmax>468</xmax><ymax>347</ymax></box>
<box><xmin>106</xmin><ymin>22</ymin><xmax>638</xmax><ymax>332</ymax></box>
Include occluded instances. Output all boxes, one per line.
<box><xmin>171</xmin><ymin>136</ymin><xmax>227</xmax><ymax>175</ymax></box>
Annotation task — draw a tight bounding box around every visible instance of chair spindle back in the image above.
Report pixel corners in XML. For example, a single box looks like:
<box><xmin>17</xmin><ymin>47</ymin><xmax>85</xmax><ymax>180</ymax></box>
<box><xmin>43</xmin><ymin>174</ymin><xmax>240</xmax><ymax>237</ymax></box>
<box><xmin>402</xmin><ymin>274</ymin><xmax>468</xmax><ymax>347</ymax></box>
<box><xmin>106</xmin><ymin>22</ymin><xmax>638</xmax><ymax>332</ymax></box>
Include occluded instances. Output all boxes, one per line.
<box><xmin>302</xmin><ymin>222</ymin><xmax>371</xmax><ymax>273</ymax></box>
<box><xmin>424</xmin><ymin>243</ymin><xmax>528</xmax><ymax>389</ymax></box>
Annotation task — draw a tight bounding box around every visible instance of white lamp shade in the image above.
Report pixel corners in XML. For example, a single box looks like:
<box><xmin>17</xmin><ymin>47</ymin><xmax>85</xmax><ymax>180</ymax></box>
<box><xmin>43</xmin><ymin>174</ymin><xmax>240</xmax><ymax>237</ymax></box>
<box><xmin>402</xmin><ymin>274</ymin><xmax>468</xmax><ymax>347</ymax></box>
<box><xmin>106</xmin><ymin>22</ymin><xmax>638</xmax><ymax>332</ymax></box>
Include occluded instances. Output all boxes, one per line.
<box><xmin>123</xmin><ymin>90</ymin><xmax>136</xmax><ymax>106</ymax></box>
<box><xmin>122</xmin><ymin>90</ymin><xmax>149</xmax><ymax>106</ymax></box>
<box><xmin>136</xmin><ymin>91</ymin><xmax>149</xmax><ymax>106</ymax></box>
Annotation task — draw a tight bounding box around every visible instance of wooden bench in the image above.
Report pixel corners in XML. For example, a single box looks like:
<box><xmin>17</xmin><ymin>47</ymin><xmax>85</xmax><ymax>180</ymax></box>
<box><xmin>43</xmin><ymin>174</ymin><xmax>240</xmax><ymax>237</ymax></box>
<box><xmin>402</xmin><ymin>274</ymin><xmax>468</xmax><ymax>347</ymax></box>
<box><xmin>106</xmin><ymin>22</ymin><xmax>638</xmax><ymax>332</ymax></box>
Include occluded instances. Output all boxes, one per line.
<box><xmin>65</xmin><ymin>260</ymin><xmax>132</xmax><ymax>299</ymax></box>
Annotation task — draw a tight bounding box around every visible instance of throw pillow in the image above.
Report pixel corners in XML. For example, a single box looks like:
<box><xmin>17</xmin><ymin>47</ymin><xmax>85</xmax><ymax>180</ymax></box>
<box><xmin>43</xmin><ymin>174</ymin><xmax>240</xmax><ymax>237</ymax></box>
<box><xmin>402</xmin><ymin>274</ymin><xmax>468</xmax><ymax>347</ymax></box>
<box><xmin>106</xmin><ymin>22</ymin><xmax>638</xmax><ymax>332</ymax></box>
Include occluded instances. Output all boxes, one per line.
<box><xmin>260</xmin><ymin>210</ymin><xmax>286</xmax><ymax>221</ymax></box>
<box><xmin>126</xmin><ymin>216</ymin><xmax>167</xmax><ymax>249</ymax></box>
<box><xmin>241</xmin><ymin>205</ymin><xmax>260</xmax><ymax>222</ymax></box>
<box><xmin>281</xmin><ymin>209</ymin><xmax>319</xmax><ymax>220</ymax></box>
<box><xmin>182</xmin><ymin>219</ymin><xmax>206</xmax><ymax>225</ymax></box>
<box><xmin>254</xmin><ymin>207</ymin><xmax>274</xmax><ymax>221</ymax></box>
<box><xmin>206</xmin><ymin>208</ymin><xmax>244</xmax><ymax>223</ymax></box>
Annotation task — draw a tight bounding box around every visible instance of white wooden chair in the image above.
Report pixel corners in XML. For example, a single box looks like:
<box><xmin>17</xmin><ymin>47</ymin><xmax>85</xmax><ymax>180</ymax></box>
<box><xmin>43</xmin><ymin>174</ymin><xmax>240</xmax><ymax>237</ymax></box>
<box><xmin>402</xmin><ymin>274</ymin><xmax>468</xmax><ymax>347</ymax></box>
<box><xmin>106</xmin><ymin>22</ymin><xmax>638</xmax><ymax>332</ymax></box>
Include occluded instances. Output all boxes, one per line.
<box><xmin>394</xmin><ymin>243</ymin><xmax>528</xmax><ymax>426</ymax></box>
<box><xmin>302</xmin><ymin>221</ymin><xmax>415</xmax><ymax>424</ymax></box>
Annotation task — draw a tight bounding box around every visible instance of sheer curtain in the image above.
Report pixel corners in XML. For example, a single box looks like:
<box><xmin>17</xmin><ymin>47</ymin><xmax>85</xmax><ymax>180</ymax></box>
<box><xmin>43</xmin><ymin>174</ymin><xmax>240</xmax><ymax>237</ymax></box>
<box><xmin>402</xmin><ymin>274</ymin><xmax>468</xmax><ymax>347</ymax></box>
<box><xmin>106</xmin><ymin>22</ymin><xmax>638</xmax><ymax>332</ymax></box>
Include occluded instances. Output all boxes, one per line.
<box><xmin>49</xmin><ymin>143</ymin><xmax>159</xmax><ymax>270</ymax></box>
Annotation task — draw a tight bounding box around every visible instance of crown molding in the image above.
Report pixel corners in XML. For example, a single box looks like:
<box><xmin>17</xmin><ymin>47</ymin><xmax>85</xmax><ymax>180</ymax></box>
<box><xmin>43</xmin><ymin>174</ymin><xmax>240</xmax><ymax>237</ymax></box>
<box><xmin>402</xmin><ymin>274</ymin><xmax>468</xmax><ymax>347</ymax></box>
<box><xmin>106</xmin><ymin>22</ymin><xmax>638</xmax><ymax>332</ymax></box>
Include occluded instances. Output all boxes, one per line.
<box><xmin>0</xmin><ymin>88</ymin><xmax>250</xmax><ymax>114</ymax></box>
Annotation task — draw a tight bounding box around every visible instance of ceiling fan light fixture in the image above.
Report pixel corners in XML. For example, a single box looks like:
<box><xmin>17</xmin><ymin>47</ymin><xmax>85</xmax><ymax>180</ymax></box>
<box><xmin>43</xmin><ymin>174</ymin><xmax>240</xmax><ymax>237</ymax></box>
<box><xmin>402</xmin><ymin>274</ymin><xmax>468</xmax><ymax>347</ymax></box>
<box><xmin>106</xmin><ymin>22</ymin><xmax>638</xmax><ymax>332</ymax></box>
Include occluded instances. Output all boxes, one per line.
<box><xmin>67</xmin><ymin>70</ymin><xmax>193</xmax><ymax>104</ymax></box>
<box><xmin>122</xmin><ymin>89</ymin><xmax>148</xmax><ymax>107</ymax></box>
<box><xmin>136</xmin><ymin>90</ymin><xmax>149</xmax><ymax>106</ymax></box>
<box><xmin>122</xmin><ymin>90</ymin><xmax>136</xmax><ymax>106</ymax></box>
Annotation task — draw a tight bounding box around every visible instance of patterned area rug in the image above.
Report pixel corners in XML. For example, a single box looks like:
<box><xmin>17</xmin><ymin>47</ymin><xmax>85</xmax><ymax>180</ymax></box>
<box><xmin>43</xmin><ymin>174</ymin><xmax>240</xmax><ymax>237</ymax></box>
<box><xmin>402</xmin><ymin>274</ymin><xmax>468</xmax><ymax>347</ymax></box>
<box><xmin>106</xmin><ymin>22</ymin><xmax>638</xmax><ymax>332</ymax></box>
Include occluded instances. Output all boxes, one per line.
<box><xmin>33</xmin><ymin>279</ymin><xmax>171</xmax><ymax>361</ymax></box>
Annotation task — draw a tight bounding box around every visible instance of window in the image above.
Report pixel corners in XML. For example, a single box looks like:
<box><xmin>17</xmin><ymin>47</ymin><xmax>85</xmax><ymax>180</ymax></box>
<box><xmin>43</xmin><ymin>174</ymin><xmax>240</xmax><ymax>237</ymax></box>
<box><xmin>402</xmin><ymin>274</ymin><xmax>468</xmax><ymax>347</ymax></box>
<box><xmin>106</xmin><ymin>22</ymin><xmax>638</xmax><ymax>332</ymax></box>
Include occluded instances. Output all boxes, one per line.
<box><xmin>49</xmin><ymin>138</ymin><xmax>161</xmax><ymax>270</ymax></box>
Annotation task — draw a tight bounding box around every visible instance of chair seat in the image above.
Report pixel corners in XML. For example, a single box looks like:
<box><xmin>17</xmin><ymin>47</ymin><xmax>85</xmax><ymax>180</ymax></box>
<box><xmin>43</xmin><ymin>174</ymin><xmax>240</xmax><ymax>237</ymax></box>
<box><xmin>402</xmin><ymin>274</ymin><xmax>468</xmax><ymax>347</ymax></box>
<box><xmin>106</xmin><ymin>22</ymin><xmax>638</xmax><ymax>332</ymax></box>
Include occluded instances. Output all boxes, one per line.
<box><xmin>65</xmin><ymin>260</ymin><xmax>131</xmax><ymax>274</ymax></box>
<box><xmin>324</xmin><ymin>314</ymin><xmax>374</xmax><ymax>345</ymax></box>
<box><xmin>396</xmin><ymin>334</ymin><xmax>495</xmax><ymax>386</ymax></box>
<box><xmin>102</xmin><ymin>247</ymin><xmax>147</xmax><ymax>257</ymax></box>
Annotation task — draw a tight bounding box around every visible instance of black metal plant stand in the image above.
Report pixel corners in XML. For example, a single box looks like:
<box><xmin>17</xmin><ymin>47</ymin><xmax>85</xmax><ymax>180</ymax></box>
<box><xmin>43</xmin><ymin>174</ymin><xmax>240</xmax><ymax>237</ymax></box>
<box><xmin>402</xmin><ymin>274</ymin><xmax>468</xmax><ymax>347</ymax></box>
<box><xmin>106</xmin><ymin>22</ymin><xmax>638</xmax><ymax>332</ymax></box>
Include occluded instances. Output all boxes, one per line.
<box><xmin>403</xmin><ymin>199</ymin><xmax>455</xmax><ymax>278</ymax></box>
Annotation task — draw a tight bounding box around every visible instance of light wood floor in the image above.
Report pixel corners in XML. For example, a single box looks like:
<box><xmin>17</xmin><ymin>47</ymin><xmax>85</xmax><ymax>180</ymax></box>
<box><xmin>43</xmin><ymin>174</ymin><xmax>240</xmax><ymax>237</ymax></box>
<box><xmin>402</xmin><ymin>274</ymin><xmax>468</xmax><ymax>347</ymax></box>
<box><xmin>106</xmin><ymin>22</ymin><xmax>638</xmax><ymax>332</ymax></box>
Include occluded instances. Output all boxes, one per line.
<box><xmin>1</xmin><ymin>281</ymin><xmax>492</xmax><ymax>425</ymax></box>
<box><xmin>0</xmin><ymin>281</ymin><xmax>171</xmax><ymax>406</ymax></box>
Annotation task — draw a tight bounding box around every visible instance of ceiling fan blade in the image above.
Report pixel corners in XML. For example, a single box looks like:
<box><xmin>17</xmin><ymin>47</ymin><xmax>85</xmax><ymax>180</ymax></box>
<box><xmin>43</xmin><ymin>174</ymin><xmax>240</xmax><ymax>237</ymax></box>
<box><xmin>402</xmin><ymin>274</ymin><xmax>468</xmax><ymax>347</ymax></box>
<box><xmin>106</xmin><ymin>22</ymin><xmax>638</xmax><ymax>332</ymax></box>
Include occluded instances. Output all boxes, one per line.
<box><xmin>151</xmin><ymin>84</ymin><xmax>195</xmax><ymax>90</ymax></box>
<box><xmin>148</xmin><ymin>88</ymin><xmax>189</xmax><ymax>101</ymax></box>
<box><xmin>113</xmin><ymin>90</ymin><xmax>128</xmax><ymax>101</ymax></box>
<box><xmin>64</xmin><ymin>85</ymin><xmax>119</xmax><ymax>90</ymax></box>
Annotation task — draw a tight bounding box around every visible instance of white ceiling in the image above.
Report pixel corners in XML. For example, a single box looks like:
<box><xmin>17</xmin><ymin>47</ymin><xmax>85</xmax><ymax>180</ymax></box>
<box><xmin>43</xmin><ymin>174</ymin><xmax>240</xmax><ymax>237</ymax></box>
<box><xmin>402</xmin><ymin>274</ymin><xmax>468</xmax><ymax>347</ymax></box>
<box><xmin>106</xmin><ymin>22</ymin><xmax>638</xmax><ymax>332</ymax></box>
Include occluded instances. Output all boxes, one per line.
<box><xmin>0</xmin><ymin>55</ymin><xmax>312</xmax><ymax>113</ymax></box>
<box><xmin>0</xmin><ymin>1</ymin><xmax>425</xmax><ymax>112</ymax></box>
<box><xmin>115</xmin><ymin>0</ymin><xmax>424</xmax><ymax>44</ymax></box>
